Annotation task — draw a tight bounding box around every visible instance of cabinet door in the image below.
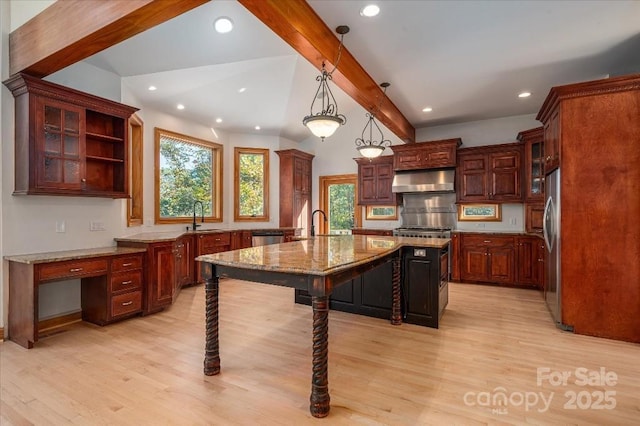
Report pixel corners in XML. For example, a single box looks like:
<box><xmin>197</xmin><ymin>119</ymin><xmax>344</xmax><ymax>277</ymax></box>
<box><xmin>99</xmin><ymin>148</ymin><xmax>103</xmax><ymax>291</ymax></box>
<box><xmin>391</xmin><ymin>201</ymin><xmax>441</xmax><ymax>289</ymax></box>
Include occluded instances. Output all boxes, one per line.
<box><xmin>294</xmin><ymin>157</ymin><xmax>311</xmax><ymax>193</ymax></box>
<box><xmin>536</xmin><ymin>240</ymin><xmax>546</xmax><ymax>290</ymax></box>
<box><xmin>525</xmin><ymin>137</ymin><xmax>545</xmax><ymax>201</ymax></box>
<box><xmin>460</xmin><ymin>245</ymin><xmax>488</xmax><ymax>281</ymax></box>
<box><xmin>423</xmin><ymin>145</ymin><xmax>456</xmax><ymax>168</ymax></box>
<box><xmin>148</xmin><ymin>244</ymin><xmax>176</xmax><ymax>312</ymax></box>
<box><xmin>525</xmin><ymin>203</ymin><xmax>544</xmax><ymax>234</ymax></box>
<box><xmin>36</xmin><ymin>98</ymin><xmax>85</xmax><ymax>190</ymax></box>
<box><xmin>294</xmin><ymin>192</ymin><xmax>309</xmax><ymax>235</ymax></box>
<box><xmin>487</xmin><ymin>246</ymin><xmax>515</xmax><ymax>283</ymax></box>
<box><xmin>359</xmin><ymin>164</ymin><xmax>378</xmax><ymax>203</ymax></box>
<box><xmin>394</xmin><ymin>149</ymin><xmax>422</xmax><ymax>170</ymax></box>
<box><xmin>458</xmin><ymin>154</ymin><xmax>488</xmax><ymax>202</ymax></box>
<box><xmin>375</xmin><ymin>162</ymin><xmax>395</xmax><ymax>204</ymax></box>
<box><xmin>177</xmin><ymin>236</ymin><xmax>194</xmax><ymax>288</ymax></box>
<box><xmin>490</xmin><ymin>150</ymin><xmax>522</xmax><ymax>201</ymax></box>
<box><xmin>544</xmin><ymin>109</ymin><xmax>560</xmax><ymax>173</ymax></box>
<box><xmin>516</xmin><ymin>237</ymin><xmax>537</xmax><ymax>285</ymax></box>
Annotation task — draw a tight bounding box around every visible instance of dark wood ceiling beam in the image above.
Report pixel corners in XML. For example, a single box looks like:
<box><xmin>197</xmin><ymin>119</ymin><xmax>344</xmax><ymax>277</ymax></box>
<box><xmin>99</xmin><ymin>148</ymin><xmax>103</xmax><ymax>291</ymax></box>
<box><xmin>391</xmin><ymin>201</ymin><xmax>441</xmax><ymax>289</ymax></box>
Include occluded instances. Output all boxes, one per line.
<box><xmin>239</xmin><ymin>0</ymin><xmax>415</xmax><ymax>143</ymax></box>
<box><xmin>9</xmin><ymin>0</ymin><xmax>209</xmax><ymax>78</ymax></box>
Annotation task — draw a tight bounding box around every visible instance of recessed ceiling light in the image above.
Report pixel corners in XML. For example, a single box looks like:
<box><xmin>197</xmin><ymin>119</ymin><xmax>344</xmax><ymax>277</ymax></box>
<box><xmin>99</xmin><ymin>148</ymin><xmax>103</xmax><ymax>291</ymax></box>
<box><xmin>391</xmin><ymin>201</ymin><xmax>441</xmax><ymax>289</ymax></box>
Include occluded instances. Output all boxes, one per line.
<box><xmin>215</xmin><ymin>118</ymin><xmax>223</xmax><ymax>123</ymax></box>
<box><xmin>177</xmin><ymin>104</ymin><xmax>185</xmax><ymax>110</ymax></box>
<box><xmin>214</xmin><ymin>17</ymin><xmax>233</xmax><ymax>33</ymax></box>
<box><xmin>255</xmin><ymin>126</ymin><xmax>261</xmax><ymax>130</ymax></box>
<box><xmin>360</xmin><ymin>4</ymin><xmax>380</xmax><ymax>17</ymax></box>
<box><xmin>148</xmin><ymin>85</ymin><xmax>157</xmax><ymax>91</ymax></box>
<box><xmin>238</xmin><ymin>87</ymin><xmax>246</xmax><ymax>93</ymax></box>
<box><xmin>518</xmin><ymin>92</ymin><xmax>531</xmax><ymax>98</ymax></box>
<box><xmin>422</xmin><ymin>107</ymin><xmax>433</xmax><ymax>112</ymax></box>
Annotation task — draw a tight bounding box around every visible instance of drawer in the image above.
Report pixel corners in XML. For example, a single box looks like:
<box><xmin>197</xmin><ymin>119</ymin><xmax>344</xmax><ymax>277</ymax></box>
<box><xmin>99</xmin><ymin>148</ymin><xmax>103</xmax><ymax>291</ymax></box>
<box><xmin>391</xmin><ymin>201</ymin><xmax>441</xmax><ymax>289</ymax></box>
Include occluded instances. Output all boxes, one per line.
<box><xmin>111</xmin><ymin>291</ymin><xmax>142</xmax><ymax>317</ymax></box>
<box><xmin>462</xmin><ymin>234</ymin><xmax>514</xmax><ymax>247</ymax></box>
<box><xmin>110</xmin><ymin>270</ymin><xmax>142</xmax><ymax>293</ymax></box>
<box><xmin>111</xmin><ymin>255</ymin><xmax>143</xmax><ymax>272</ymax></box>
<box><xmin>38</xmin><ymin>258</ymin><xmax>109</xmax><ymax>282</ymax></box>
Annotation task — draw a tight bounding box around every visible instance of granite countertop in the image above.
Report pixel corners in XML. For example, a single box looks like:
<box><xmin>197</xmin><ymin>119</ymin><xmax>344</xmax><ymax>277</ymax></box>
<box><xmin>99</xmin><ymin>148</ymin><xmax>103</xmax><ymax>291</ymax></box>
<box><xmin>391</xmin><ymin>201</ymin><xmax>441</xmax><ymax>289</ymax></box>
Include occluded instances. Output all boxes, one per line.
<box><xmin>115</xmin><ymin>227</ymin><xmax>301</xmax><ymax>243</ymax></box>
<box><xmin>4</xmin><ymin>246</ymin><xmax>147</xmax><ymax>264</ymax></box>
<box><xmin>197</xmin><ymin>235</ymin><xmax>449</xmax><ymax>277</ymax></box>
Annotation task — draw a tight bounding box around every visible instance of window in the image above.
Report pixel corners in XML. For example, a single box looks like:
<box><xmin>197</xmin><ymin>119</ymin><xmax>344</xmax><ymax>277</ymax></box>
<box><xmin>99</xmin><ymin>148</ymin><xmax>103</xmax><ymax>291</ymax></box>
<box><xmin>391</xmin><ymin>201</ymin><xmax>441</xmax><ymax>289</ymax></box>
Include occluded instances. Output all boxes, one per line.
<box><xmin>234</xmin><ymin>147</ymin><xmax>269</xmax><ymax>221</ymax></box>
<box><xmin>319</xmin><ymin>174</ymin><xmax>362</xmax><ymax>234</ymax></box>
<box><xmin>154</xmin><ymin>128</ymin><xmax>223</xmax><ymax>224</ymax></box>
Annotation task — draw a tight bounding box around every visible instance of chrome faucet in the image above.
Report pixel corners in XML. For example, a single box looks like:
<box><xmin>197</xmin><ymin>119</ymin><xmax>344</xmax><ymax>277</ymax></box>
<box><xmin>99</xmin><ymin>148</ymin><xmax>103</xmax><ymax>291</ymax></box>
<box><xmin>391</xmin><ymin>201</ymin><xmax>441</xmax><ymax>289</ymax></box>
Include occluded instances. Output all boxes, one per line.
<box><xmin>310</xmin><ymin>209</ymin><xmax>327</xmax><ymax>237</ymax></box>
<box><xmin>192</xmin><ymin>200</ymin><xmax>204</xmax><ymax>231</ymax></box>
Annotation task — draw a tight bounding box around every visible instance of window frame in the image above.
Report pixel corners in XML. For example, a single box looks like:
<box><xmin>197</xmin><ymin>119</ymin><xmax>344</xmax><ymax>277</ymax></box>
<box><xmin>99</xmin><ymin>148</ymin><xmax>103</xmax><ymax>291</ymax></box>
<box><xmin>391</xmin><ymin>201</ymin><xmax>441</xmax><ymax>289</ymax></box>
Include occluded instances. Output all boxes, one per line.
<box><xmin>319</xmin><ymin>174</ymin><xmax>362</xmax><ymax>234</ymax></box>
<box><xmin>234</xmin><ymin>147</ymin><xmax>270</xmax><ymax>222</ymax></box>
<box><xmin>154</xmin><ymin>127</ymin><xmax>223</xmax><ymax>225</ymax></box>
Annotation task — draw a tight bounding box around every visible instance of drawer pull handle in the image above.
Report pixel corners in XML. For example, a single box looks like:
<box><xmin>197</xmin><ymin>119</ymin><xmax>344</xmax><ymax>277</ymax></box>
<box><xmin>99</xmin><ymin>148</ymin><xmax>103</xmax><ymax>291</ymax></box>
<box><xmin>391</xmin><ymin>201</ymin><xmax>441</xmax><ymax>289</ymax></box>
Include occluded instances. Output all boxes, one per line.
<box><xmin>69</xmin><ymin>268</ymin><xmax>83</xmax><ymax>272</ymax></box>
<box><xmin>121</xmin><ymin>301</ymin><xmax>134</xmax><ymax>306</ymax></box>
<box><xmin>483</xmin><ymin>240</ymin><xmax>491</xmax><ymax>243</ymax></box>
<box><xmin>121</xmin><ymin>280</ymin><xmax>133</xmax><ymax>285</ymax></box>
<box><xmin>122</xmin><ymin>263</ymin><xmax>133</xmax><ymax>267</ymax></box>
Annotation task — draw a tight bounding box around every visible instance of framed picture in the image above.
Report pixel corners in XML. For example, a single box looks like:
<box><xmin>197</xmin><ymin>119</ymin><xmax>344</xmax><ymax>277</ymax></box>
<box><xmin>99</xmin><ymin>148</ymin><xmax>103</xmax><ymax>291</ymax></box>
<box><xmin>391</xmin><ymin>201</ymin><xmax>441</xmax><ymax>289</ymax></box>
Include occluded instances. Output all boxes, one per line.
<box><xmin>365</xmin><ymin>205</ymin><xmax>398</xmax><ymax>220</ymax></box>
<box><xmin>458</xmin><ymin>204</ymin><xmax>502</xmax><ymax>221</ymax></box>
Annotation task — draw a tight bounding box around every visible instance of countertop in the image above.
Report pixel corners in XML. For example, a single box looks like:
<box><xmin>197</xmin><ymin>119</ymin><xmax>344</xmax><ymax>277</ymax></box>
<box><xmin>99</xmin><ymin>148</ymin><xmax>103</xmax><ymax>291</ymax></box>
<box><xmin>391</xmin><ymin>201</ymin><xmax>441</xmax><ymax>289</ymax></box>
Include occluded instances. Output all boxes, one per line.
<box><xmin>197</xmin><ymin>235</ymin><xmax>449</xmax><ymax>277</ymax></box>
<box><xmin>4</xmin><ymin>246</ymin><xmax>147</xmax><ymax>264</ymax></box>
<box><xmin>115</xmin><ymin>227</ymin><xmax>300</xmax><ymax>243</ymax></box>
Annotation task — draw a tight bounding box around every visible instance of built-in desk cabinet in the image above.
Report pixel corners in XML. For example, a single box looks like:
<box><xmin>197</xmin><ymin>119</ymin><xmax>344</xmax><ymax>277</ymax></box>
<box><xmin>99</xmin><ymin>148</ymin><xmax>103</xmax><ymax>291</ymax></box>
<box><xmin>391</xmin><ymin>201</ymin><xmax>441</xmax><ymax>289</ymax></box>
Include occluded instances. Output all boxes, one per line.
<box><xmin>3</xmin><ymin>73</ymin><xmax>138</xmax><ymax>198</ymax></box>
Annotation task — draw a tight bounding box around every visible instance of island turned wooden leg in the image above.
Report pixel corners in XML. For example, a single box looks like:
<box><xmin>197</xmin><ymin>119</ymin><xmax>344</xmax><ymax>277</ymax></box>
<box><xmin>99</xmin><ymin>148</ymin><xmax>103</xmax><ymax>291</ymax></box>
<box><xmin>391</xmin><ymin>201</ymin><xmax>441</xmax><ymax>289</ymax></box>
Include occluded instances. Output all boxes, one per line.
<box><xmin>310</xmin><ymin>295</ymin><xmax>330</xmax><ymax>418</ymax></box>
<box><xmin>203</xmin><ymin>263</ymin><xmax>221</xmax><ymax>376</ymax></box>
<box><xmin>391</xmin><ymin>255</ymin><xmax>402</xmax><ymax>325</ymax></box>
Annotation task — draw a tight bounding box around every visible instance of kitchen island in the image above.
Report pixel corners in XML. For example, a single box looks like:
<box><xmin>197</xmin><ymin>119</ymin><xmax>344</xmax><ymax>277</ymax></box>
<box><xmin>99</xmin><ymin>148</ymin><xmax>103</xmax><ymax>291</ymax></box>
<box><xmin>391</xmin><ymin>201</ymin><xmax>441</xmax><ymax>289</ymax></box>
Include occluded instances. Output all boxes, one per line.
<box><xmin>196</xmin><ymin>235</ymin><xmax>449</xmax><ymax>418</ymax></box>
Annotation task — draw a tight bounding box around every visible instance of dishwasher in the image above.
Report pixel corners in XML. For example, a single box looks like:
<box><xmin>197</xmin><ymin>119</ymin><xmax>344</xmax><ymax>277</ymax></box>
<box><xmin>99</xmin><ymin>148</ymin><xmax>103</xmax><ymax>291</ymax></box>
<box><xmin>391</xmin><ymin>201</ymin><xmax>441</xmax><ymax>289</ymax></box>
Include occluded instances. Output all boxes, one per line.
<box><xmin>251</xmin><ymin>230</ymin><xmax>285</xmax><ymax>246</ymax></box>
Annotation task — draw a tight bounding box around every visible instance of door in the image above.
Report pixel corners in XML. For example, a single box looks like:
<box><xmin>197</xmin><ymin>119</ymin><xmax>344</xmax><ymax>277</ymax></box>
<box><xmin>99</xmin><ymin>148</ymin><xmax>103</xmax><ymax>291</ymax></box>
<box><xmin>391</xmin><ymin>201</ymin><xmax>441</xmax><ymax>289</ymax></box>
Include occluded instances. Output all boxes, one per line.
<box><xmin>544</xmin><ymin>169</ymin><xmax>561</xmax><ymax>324</ymax></box>
<box><xmin>319</xmin><ymin>175</ymin><xmax>361</xmax><ymax>234</ymax></box>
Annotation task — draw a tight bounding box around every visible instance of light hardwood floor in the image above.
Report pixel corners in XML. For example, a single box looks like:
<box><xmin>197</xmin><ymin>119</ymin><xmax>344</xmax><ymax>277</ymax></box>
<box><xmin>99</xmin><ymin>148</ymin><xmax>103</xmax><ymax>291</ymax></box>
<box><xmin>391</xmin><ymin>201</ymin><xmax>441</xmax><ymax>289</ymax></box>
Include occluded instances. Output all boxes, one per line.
<box><xmin>1</xmin><ymin>281</ymin><xmax>639</xmax><ymax>425</ymax></box>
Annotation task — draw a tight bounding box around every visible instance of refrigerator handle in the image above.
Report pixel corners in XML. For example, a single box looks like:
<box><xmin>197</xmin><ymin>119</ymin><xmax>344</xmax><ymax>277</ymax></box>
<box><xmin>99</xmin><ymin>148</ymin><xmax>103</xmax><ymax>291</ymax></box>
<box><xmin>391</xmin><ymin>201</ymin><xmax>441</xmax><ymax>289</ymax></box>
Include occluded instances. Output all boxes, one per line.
<box><xmin>543</xmin><ymin>196</ymin><xmax>554</xmax><ymax>253</ymax></box>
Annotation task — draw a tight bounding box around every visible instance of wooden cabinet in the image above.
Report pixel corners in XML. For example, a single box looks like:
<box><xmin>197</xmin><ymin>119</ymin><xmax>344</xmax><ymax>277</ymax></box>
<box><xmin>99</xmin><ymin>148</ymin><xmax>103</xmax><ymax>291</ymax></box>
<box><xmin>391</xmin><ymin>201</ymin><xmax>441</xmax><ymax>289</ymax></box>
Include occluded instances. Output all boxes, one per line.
<box><xmin>4</xmin><ymin>73</ymin><xmax>138</xmax><ymax>198</ymax></box>
<box><xmin>354</xmin><ymin>155</ymin><xmax>396</xmax><ymax>205</ymax></box>
<box><xmin>196</xmin><ymin>232</ymin><xmax>231</xmax><ymax>282</ymax></box>
<box><xmin>457</xmin><ymin>143</ymin><xmax>523</xmax><ymax>203</ymax></box>
<box><xmin>460</xmin><ymin>234</ymin><xmax>515</xmax><ymax>284</ymax></box>
<box><xmin>536</xmin><ymin>74</ymin><xmax>640</xmax><ymax>342</ymax></box>
<box><xmin>402</xmin><ymin>246</ymin><xmax>448</xmax><ymax>328</ymax></box>
<box><xmin>525</xmin><ymin>202</ymin><xmax>544</xmax><ymax>234</ymax></box>
<box><xmin>81</xmin><ymin>253</ymin><xmax>144</xmax><ymax>326</ymax></box>
<box><xmin>295</xmin><ymin>259</ymin><xmax>395</xmax><ymax>320</ymax></box>
<box><xmin>230</xmin><ymin>230</ymin><xmax>253</xmax><ymax>250</ymax></box>
<box><xmin>276</xmin><ymin>149</ymin><xmax>314</xmax><ymax>236</ymax></box>
<box><xmin>518</xmin><ymin>127</ymin><xmax>545</xmax><ymax>201</ymax></box>
<box><xmin>391</xmin><ymin>138</ymin><xmax>461</xmax><ymax>171</ymax></box>
<box><xmin>282</xmin><ymin>229</ymin><xmax>298</xmax><ymax>242</ymax></box>
<box><xmin>450</xmin><ymin>232</ymin><xmax>461</xmax><ymax>281</ymax></box>
<box><xmin>516</xmin><ymin>236</ymin><xmax>540</xmax><ymax>287</ymax></box>
<box><xmin>175</xmin><ymin>235</ymin><xmax>195</xmax><ymax>288</ymax></box>
<box><xmin>116</xmin><ymin>241</ymin><xmax>176</xmax><ymax>314</ymax></box>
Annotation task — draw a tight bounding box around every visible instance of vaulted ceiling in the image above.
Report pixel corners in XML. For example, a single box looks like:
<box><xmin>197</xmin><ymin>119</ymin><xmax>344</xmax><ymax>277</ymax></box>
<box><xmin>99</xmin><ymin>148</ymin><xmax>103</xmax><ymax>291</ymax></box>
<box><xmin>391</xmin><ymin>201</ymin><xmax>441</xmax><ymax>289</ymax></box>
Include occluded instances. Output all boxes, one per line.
<box><xmin>17</xmin><ymin>0</ymin><xmax>640</xmax><ymax>143</ymax></box>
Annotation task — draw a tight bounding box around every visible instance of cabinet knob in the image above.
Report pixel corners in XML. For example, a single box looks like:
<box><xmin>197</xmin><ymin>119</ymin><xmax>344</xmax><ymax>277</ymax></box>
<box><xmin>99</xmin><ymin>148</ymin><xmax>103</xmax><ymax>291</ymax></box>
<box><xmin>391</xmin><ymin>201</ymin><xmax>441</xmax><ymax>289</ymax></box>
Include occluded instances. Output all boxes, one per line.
<box><xmin>546</xmin><ymin>156</ymin><xmax>552</xmax><ymax>161</ymax></box>
<box><xmin>81</xmin><ymin>178</ymin><xmax>86</xmax><ymax>183</ymax></box>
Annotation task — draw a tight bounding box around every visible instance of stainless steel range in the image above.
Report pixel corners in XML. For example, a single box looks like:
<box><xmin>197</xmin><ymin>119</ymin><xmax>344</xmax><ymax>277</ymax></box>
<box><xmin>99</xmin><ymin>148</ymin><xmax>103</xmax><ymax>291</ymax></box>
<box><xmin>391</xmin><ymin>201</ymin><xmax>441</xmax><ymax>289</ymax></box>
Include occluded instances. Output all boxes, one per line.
<box><xmin>393</xmin><ymin>227</ymin><xmax>452</xmax><ymax>238</ymax></box>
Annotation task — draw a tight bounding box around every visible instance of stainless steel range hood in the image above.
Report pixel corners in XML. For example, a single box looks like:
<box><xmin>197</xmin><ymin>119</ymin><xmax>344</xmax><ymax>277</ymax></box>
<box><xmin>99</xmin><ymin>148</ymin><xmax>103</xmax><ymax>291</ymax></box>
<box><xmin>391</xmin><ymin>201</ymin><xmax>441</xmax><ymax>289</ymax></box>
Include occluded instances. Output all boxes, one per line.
<box><xmin>392</xmin><ymin>169</ymin><xmax>455</xmax><ymax>193</ymax></box>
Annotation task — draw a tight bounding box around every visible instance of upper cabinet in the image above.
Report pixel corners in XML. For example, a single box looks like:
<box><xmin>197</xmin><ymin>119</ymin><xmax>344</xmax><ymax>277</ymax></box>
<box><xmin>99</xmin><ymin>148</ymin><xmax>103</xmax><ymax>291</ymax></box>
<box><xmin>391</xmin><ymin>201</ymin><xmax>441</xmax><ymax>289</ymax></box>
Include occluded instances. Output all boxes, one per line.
<box><xmin>4</xmin><ymin>73</ymin><xmax>138</xmax><ymax>198</ymax></box>
<box><xmin>391</xmin><ymin>138</ymin><xmax>461</xmax><ymax>171</ymax></box>
<box><xmin>354</xmin><ymin>155</ymin><xmax>397</xmax><ymax>205</ymax></box>
<box><xmin>517</xmin><ymin>127</ymin><xmax>545</xmax><ymax>201</ymax></box>
<box><xmin>457</xmin><ymin>142</ymin><xmax>523</xmax><ymax>203</ymax></box>
<box><xmin>276</xmin><ymin>149</ymin><xmax>314</xmax><ymax>236</ymax></box>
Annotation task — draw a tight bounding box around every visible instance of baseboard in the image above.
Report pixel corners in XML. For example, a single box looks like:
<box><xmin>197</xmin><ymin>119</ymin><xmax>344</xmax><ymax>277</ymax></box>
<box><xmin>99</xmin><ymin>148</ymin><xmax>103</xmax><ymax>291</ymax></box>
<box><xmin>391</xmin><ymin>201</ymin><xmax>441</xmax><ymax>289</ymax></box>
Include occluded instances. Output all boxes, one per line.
<box><xmin>38</xmin><ymin>311</ymin><xmax>83</xmax><ymax>333</ymax></box>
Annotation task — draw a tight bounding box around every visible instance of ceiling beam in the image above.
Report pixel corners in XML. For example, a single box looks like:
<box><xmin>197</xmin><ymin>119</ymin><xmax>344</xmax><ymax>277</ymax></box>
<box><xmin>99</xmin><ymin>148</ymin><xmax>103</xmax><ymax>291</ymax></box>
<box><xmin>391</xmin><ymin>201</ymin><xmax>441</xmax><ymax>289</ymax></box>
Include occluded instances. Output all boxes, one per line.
<box><xmin>239</xmin><ymin>0</ymin><xmax>416</xmax><ymax>143</ymax></box>
<box><xmin>9</xmin><ymin>0</ymin><xmax>209</xmax><ymax>78</ymax></box>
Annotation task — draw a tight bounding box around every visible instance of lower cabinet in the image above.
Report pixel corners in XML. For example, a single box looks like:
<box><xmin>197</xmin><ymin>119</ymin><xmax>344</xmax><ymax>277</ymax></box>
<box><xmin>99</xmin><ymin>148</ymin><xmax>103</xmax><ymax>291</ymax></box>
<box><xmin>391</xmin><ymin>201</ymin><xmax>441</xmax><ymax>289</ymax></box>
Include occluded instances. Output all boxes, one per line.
<box><xmin>175</xmin><ymin>235</ymin><xmax>195</xmax><ymax>289</ymax></box>
<box><xmin>295</xmin><ymin>259</ymin><xmax>394</xmax><ymax>320</ymax></box>
<box><xmin>295</xmin><ymin>246</ymin><xmax>448</xmax><ymax>328</ymax></box>
<box><xmin>458</xmin><ymin>233</ymin><xmax>544</xmax><ymax>288</ymax></box>
<box><xmin>81</xmin><ymin>253</ymin><xmax>144</xmax><ymax>325</ymax></box>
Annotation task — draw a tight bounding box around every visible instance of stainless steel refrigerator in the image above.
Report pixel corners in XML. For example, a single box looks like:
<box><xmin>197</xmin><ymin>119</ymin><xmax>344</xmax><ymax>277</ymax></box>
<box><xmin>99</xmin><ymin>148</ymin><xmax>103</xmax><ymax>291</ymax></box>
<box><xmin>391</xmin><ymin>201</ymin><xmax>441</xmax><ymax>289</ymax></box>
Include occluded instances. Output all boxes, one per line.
<box><xmin>543</xmin><ymin>169</ymin><xmax>567</xmax><ymax>329</ymax></box>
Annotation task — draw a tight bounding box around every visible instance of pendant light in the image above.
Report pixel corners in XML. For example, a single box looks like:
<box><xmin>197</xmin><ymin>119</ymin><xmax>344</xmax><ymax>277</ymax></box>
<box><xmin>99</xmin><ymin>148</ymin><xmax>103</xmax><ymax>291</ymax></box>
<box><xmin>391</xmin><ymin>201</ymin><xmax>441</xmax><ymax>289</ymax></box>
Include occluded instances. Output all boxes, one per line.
<box><xmin>355</xmin><ymin>82</ymin><xmax>392</xmax><ymax>158</ymax></box>
<box><xmin>302</xmin><ymin>26</ymin><xmax>349</xmax><ymax>141</ymax></box>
